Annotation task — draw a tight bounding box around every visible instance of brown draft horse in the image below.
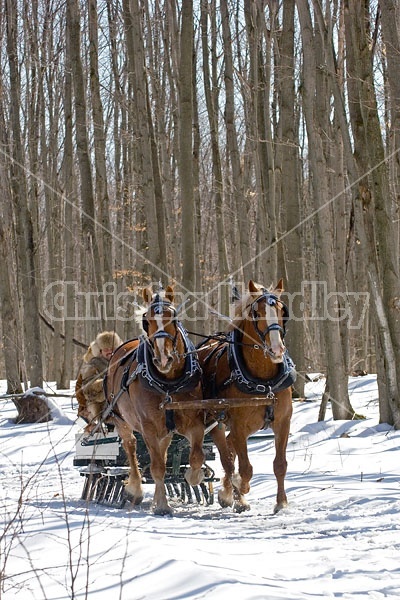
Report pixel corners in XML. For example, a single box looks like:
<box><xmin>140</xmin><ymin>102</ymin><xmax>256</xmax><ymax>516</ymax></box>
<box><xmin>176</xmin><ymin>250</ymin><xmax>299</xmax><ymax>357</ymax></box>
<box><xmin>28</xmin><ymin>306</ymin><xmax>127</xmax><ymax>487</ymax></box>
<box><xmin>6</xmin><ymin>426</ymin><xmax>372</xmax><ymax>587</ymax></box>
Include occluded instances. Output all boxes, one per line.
<box><xmin>198</xmin><ymin>279</ymin><xmax>296</xmax><ymax>514</ymax></box>
<box><xmin>105</xmin><ymin>285</ymin><xmax>206</xmax><ymax>515</ymax></box>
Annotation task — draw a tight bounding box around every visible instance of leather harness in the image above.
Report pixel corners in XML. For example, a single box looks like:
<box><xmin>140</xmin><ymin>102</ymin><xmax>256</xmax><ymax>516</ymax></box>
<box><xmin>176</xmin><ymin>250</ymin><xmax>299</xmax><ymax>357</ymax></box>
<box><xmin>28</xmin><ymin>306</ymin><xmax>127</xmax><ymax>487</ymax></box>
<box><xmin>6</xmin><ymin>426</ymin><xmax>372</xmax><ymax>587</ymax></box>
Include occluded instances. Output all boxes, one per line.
<box><xmin>199</xmin><ymin>292</ymin><xmax>296</xmax><ymax>428</ymax></box>
<box><xmin>103</xmin><ymin>324</ymin><xmax>202</xmax><ymax>432</ymax></box>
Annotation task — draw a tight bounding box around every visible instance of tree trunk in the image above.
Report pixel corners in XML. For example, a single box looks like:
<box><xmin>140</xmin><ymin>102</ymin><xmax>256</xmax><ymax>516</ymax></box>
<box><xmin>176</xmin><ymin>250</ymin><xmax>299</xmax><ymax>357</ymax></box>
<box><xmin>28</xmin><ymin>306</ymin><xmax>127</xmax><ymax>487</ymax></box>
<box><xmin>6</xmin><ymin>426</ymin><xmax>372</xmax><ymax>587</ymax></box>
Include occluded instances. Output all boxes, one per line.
<box><xmin>122</xmin><ymin>0</ymin><xmax>161</xmax><ymax>281</ymax></box>
<box><xmin>59</xmin><ymin>15</ymin><xmax>76</xmax><ymax>389</ymax></box>
<box><xmin>88</xmin><ymin>0</ymin><xmax>114</xmax><ymax>325</ymax></box>
<box><xmin>244</xmin><ymin>1</ymin><xmax>277</xmax><ymax>283</ymax></box>
<box><xmin>179</xmin><ymin>0</ymin><xmax>195</xmax><ymax>319</ymax></box>
<box><xmin>201</xmin><ymin>0</ymin><xmax>229</xmax><ymax>320</ymax></box>
<box><xmin>276</xmin><ymin>0</ymin><xmax>305</xmax><ymax>397</ymax></box>
<box><xmin>66</xmin><ymin>0</ymin><xmax>104</xmax><ymax>332</ymax></box>
<box><xmin>5</xmin><ymin>0</ymin><xmax>43</xmax><ymax>387</ymax></box>
<box><xmin>296</xmin><ymin>0</ymin><xmax>354</xmax><ymax>419</ymax></box>
<box><xmin>0</xmin><ymin>163</ymin><xmax>23</xmax><ymax>394</ymax></box>
<box><xmin>344</xmin><ymin>0</ymin><xmax>400</xmax><ymax>427</ymax></box>
<box><xmin>220</xmin><ymin>0</ymin><xmax>251</xmax><ymax>282</ymax></box>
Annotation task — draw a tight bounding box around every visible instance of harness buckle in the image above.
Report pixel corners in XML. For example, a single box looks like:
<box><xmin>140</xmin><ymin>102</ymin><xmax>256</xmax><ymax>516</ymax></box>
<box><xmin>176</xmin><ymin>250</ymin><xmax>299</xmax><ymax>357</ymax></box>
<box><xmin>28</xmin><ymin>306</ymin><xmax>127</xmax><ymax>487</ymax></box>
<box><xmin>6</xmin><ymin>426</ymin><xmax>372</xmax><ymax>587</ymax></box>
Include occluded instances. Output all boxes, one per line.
<box><xmin>255</xmin><ymin>383</ymin><xmax>267</xmax><ymax>393</ymax></box>
<box><xmin>159</xmin><ymin>393</ymin><xmax>172</xmax><ymax>410</ymax></box>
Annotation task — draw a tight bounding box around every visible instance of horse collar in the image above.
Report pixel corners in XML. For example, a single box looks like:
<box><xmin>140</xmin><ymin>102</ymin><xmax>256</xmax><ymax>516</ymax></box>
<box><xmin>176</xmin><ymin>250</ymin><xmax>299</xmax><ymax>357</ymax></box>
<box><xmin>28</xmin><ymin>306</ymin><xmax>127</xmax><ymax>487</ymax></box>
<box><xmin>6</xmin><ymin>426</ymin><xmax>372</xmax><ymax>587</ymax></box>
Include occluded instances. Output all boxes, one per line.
<box><xmin>136</xmin><ymin>323</ymin><xmax>202</xmax><ymax>398</ymax></box>
<box><xmin>226</xmin><ymin>329</ymin><xmax>296</xmax><ymax>395</ymax></box>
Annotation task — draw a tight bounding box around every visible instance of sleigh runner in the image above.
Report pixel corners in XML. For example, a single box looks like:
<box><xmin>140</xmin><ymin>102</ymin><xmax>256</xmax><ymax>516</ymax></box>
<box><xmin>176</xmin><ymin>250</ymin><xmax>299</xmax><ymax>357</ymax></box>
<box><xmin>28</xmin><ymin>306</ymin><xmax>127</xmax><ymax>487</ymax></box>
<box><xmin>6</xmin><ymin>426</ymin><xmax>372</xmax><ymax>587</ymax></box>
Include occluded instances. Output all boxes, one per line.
<box><xmin>74</xmin><ymin>427</ymin><xmax>219</xmax><ymax>508</ymax></box>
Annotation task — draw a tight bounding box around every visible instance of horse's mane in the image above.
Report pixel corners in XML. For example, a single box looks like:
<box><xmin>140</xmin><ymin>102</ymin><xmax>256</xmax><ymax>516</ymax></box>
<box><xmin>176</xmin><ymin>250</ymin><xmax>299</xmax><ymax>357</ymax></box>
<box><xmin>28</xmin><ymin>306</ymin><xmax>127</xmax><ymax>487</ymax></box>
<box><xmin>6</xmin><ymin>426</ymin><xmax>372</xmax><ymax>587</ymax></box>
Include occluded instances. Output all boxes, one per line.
<box><xmin>133</xmin><ymin>305</ymin><xmax>146</xmax><ymax>328</ymax></box>
<box><xmin>228</xmin><ymin>281</ymin><xmax>272</xmax><ymax>330</ymax></box>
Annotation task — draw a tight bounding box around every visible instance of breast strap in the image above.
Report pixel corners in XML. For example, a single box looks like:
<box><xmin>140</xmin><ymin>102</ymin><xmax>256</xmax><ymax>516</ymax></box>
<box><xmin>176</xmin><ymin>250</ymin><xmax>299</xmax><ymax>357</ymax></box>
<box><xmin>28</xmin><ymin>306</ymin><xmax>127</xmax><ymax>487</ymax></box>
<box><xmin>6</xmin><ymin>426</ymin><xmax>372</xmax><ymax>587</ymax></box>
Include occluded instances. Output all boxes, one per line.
<box><xmin>222</xmin><ymin>329</ymin><xmax>296</xmax><ymax>396</ymax></box>
<box><xmin>131</xmin><ymin>323</ymin><xmax>202</xmax><ymax>398</ymax></box>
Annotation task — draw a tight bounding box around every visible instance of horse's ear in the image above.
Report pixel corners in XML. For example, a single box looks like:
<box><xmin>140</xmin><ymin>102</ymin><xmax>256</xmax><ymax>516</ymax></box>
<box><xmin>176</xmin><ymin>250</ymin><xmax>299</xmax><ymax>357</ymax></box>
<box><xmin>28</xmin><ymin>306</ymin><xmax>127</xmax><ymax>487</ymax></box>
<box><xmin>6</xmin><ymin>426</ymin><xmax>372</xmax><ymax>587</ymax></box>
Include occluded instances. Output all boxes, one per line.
<box><xmin>165</xmin><ymin>285</ymin><xmax>174</xmax><ymax>303</ymax></box>
<box><xmin>274</xmin><ymin>278</ymin><xmax>284</xmax><ymax>295</ymax></box>
<box><xmin>248</xmin><ymin>280</ymin><xmax>259</xmax><ymax>294</ymax></box>
<box><xmin>142</xmin><ymin>287</ymin><xmax>153</xmax><ymax>304</ymax></box>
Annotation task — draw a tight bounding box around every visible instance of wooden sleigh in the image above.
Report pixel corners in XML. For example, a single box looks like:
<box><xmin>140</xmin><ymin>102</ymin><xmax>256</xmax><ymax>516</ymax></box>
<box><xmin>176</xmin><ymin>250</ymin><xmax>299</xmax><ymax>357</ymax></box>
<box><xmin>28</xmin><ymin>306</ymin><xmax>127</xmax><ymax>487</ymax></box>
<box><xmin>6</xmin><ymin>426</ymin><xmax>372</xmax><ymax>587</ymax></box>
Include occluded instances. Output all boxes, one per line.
<box><xmin>73</xmin><ymin>427</ymin><xmax>219</xmax><ymax>509</ymax></box>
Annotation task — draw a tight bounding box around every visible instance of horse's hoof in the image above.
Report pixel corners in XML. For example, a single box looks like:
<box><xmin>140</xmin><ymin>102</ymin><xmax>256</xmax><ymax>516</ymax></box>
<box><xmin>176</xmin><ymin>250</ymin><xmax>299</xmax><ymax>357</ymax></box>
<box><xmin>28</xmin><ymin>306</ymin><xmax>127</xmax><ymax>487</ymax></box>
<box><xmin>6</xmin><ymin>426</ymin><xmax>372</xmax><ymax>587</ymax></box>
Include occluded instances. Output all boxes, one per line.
<box><xmin>273</xmin><ymin>501</ymin><xmax>288</xmax><ymax>514</ymax></box>
<box><xmin>126</xmin><ymin>494</ymin><xmax>143</xmax><ymax>506</ymax></box>
<box><xmin>233</xmin><ymin>501</ymin><xmax>251</xmax><ymax>513</ymax></box>
<box><xmin>124</xmin><ymin>490</ymin><xmax>143</xmax><ymax>506</ymax></box>
<box><xmin>184</xmin><ymin>467</ymin><xmax>205</xmax><ymax>486</ymax></box>
<box><xmin>218</xmin><ymin>489</ymin><xmax>233</xmax><ymax>508</ymax></box>
<box><xmin>153</xmin><ymin>506</ymin><xmax>173</xmax><ymax>516</ymax></box>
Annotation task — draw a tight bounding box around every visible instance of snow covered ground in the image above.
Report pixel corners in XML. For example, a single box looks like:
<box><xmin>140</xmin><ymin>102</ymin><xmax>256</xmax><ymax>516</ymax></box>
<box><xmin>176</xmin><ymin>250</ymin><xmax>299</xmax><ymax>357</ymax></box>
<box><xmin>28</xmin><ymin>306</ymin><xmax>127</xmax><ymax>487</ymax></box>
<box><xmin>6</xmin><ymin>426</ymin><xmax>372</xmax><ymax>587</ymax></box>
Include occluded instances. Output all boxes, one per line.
<box><xmin>1</xmin><ymin>374</ymin><xmax>400</xmax><ymax>599</ymax></box>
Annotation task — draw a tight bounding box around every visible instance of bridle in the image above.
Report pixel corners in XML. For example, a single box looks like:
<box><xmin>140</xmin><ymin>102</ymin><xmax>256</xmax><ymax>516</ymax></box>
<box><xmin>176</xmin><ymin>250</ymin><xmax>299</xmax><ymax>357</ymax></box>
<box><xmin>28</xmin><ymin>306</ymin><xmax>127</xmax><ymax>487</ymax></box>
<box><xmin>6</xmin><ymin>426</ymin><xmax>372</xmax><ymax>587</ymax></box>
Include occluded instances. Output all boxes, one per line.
<box><xmin>246</xmin><ymin>292</ymin><xmax>289</xmax><ymax>358</ymax></box>
<box><xmin>142</xmin><ymin>295</ymin><xmax>179</xmax><ymax>351</ymax></box>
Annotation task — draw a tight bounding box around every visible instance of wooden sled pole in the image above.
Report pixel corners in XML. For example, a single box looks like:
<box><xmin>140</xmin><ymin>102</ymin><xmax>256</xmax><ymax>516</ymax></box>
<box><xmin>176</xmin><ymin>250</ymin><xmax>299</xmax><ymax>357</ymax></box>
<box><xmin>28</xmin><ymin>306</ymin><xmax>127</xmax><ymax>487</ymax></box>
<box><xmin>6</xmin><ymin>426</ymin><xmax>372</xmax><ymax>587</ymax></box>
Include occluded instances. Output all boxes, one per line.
<box><xmin>164</xmin><ymin>397</ymin><xmax>274</xmax><ymax>411</ymax></box>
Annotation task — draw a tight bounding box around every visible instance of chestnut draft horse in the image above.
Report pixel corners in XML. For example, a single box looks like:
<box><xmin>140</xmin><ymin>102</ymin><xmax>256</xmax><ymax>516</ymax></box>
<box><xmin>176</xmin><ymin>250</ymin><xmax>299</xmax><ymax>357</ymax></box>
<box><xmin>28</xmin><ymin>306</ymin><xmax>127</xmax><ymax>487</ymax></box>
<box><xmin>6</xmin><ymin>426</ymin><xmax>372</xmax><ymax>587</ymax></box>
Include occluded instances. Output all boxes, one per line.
<box><xmin>198</xmin><ymin>279</ymin><xmax>296</xmax><ymax>514</ymax></box>
<box><xmin>105</xmin><ymin>285</ymin><xmax>206</xmax><ymax>515</ymax></box>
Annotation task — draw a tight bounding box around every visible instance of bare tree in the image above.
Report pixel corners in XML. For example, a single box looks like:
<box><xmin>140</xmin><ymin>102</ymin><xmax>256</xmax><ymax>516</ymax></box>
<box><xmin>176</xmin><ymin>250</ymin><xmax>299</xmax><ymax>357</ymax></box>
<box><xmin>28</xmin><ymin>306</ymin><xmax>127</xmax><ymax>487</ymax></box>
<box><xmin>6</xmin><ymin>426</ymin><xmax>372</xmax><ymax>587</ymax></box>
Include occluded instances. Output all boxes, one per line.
<box><xmin>220</xmin><ymin>0</ymin><xmax>251</xmax><ymax>283</ymax></box>
<box><xmin>88</xmin><ymin>0</ymin><xmax>114</xmax><ymax>321</ymax></box>
<box><xmin>66</xmin><ymin>0</ymin><xmax>104</xmax><ymax>339</ymax></box>
<box><xmin>122</xmin><ymin>0</ymin><xmax>164</xmax><ymax>282</ymax></box>
<box><xmin>201</xmin><ymin>0</ymin><xmax>229</xmax><ymax>316</ymax></box>
<box><xmin>296</xmin><ymin>0</ymin><xmax>354</xmax><ymax>419</ymax></box>
<box><xmin>59</xmin><ymin>12</ymin><xmax>76</xmax><ymax>389</ymax></box>
<box><xmin>244</xmin><ymin>1</ymin><xmax>277</xmax><ymax>283</ymax></box>
<box><xmin>344</xmin><ymin>0</ymin><xmax>400</xmax><ymax>427</ymax></box>
<box><xmin>277</xmin><ymin>0</ymin><xmax>305</xmax><ymax>397</ymax></box>
<box><xmin>0</xmin><ymin>160</ymin><xmax>23</xmax><ymax>394</ymax></box>
<box><xmin>179</xmin><ymin>0</ymin><xmax>196</xmax><ymax>314</ymax></box>
<box><xmin>5</xmin><ymin>0</ymin><xmax>43</xmax><ymax>387</ymax></box>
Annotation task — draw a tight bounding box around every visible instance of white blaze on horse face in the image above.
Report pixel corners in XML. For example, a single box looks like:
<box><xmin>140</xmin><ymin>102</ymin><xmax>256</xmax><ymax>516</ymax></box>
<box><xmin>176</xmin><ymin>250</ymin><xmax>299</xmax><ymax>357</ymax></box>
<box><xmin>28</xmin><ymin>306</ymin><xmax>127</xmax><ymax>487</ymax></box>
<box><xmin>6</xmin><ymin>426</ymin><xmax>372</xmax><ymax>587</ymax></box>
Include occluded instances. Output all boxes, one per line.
<box><xmin>265</xmin><ymin>300</ymin><xmax>285</xmax><ymax>362</ymax></box>
<box><xmin>154</xmin><ymin>312</ymin><xmax>169</xmax><ymax>368</ymax></box>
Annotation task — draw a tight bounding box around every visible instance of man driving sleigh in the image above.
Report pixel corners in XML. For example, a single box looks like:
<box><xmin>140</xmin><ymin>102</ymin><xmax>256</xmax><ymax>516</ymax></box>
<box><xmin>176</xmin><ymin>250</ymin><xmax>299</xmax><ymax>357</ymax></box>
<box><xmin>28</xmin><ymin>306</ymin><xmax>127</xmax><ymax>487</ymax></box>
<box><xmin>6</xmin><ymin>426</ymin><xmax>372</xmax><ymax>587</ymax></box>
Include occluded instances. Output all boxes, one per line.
<box><xmin>75</xmin><ymin>331</ymin><xmax>122</xmax><ymax>432</ymax></box>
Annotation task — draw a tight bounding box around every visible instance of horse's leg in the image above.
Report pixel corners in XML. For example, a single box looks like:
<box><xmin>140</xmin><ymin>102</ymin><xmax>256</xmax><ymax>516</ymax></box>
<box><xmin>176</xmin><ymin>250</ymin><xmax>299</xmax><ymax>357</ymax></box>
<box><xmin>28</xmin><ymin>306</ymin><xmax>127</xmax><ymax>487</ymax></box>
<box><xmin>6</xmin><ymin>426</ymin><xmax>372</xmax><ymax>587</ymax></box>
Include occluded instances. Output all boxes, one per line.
<box><xmin>210</xmin><ymin>425</ymin><xmax>236</xmax><ymax>508</ymax></box>
<box><xmin>272</xmin><ymin>414</ymin><xmax>291</xmax><ymax>513</ymax></box>
<box><xmin>229</xmin><ymin>427</ymin><xmax>253</xmax><ymax>513</ymax></box>
<box><xmin>114</xmin><ymin>419</ymin><xmax>143</xmax><ymax>505</ymax></box>
<box><xmin>183</xmin><ymin>421</ymin><xmax>205</xmax><ymax>487</ymax></box>
<box><xmin>143</xmin><ymin>432</ymin><xmax>173</xmax><ymax>516</ymax></box>
<box><xmin>270</xmin><ymin>390</ymin><xmax>293</xmax><ymax>513</ymax></box>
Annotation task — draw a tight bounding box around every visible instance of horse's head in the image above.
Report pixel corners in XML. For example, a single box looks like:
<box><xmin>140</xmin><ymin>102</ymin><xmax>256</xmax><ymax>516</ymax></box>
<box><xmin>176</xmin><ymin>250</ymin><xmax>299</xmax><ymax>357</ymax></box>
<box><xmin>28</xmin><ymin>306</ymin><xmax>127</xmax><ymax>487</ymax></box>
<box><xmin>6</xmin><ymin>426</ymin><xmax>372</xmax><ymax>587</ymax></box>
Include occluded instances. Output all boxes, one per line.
<box><xmin>235</xmin><ymin>279</ymin><xmax>289</xmax><ymax>363</ymax></box>
<box><xmin>141</xmin><ymin>285</ymin><xmax>179</xmax><ymax>373</ymax></box>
